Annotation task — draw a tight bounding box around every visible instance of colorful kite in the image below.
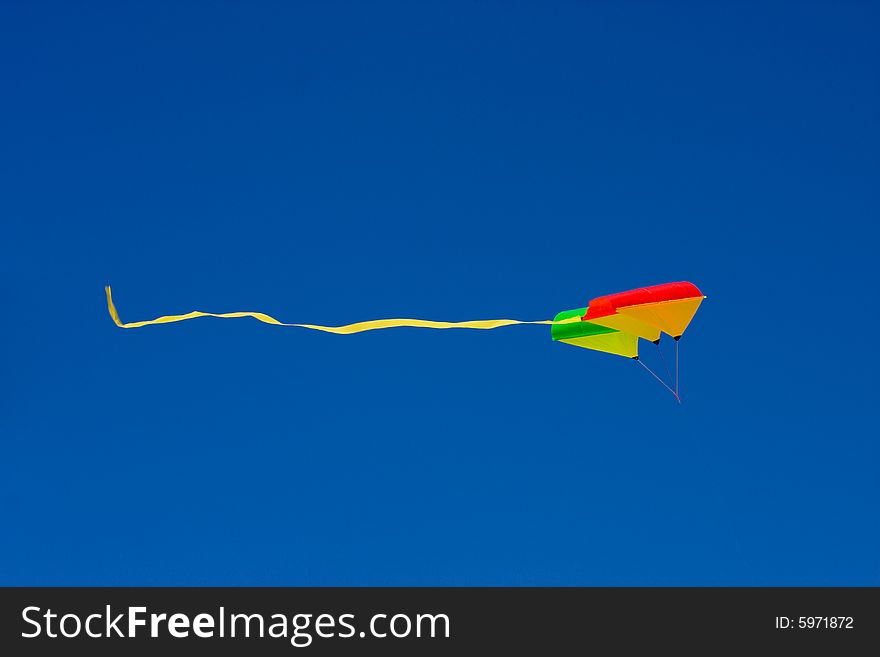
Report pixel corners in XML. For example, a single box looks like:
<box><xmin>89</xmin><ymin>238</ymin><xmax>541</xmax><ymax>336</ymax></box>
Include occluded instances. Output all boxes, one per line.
<box><xmin>105</xmin><ymin>281</ymin><xmax>705</xmax><ymax>401</ymax></box>
<box><xmin>549</xmin><ymin>282</ymin><xmax>705</xmax><ymax>402</ymax></box>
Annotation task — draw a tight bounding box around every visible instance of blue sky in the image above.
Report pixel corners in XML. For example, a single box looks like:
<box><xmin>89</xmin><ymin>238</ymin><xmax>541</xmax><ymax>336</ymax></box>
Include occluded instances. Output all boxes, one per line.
<box><xmin>2</xmin><ymin>1</ymin><xmax>877</xmax><ymax>585</ymax></box>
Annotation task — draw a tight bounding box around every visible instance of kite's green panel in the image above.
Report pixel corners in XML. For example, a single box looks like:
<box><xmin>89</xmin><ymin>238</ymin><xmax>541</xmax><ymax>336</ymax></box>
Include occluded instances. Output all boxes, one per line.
<box><xmin>550</xmin><ymin>307</ymin><xmax>617</xmax><ymax>341</ymax></box>
<box><xmin>551</xmin><ymin>307</ymin><xmax>638</xmax><ymax>358</ymax></box>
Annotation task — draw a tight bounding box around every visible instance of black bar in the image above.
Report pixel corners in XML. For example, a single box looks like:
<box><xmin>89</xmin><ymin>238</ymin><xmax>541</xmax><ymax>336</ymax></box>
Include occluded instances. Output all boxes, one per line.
<box><xmin>1</xmin><ymin>587</ymin><xmax>876</xmax><ymax>654</ymax></box>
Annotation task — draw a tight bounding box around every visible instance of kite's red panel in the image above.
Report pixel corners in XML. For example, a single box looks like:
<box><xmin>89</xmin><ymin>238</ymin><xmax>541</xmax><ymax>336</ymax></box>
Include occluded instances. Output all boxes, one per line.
<box><xmin>583</xmin><ymin>282</ymin><xmax>703</xmax><ymax>320</ymax></box>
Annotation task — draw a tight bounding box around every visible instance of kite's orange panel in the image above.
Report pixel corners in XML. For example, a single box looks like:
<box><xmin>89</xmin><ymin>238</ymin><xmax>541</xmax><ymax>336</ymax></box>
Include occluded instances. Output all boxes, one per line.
<box><xmin>584</xmin><ymin>282</ymin><xmax>703</xmax><ymax>320</ymax></box>
<box><xmin>617</xmin><ymin>297</ymin><xmax>704</xmax><ymax>338</ymax></box>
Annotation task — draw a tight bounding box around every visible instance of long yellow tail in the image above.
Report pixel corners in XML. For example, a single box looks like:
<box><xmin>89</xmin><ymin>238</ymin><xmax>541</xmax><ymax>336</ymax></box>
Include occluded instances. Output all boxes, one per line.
<box><xmin>105</xmin><ymin>286</ymin><xmax>574</xmax><ymax>335</ymax></box>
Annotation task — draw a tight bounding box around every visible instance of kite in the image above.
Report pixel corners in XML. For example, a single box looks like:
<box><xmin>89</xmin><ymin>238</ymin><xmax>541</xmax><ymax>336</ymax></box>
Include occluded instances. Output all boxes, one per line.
<box><xmin>105</xmin><ymin>281</ymin><xmax>705</xmax><ymax>401</ymax></box>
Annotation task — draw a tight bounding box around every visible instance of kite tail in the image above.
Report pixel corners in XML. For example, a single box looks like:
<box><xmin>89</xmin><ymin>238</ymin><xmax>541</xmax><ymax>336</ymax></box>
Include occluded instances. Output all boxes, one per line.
<box><xmin>105</xmin><ymin>286</ymin><xmax>575</xmax><ymax>335</ymax></box>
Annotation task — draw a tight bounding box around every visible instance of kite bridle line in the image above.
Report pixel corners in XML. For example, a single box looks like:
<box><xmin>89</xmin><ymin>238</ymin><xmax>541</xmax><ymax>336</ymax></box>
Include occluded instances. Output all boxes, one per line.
<box><xmin>656</xmin><ymin>340</ymin><xmax>675</xmax><ymax>394</ymax></box>
<box><xmin>675</xmin><ymin>338</ymin><xmax>680</xmax><ymax>400</ymax></box>
<box><xmin>635</xmin><ymin>338</ymin><xmax>682</xmax><ymax>404</ymax></box>
<box><xmin>635</xmin><ymin>358</ymin><xmax>680</xmax><ymax>403</ymax></box>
